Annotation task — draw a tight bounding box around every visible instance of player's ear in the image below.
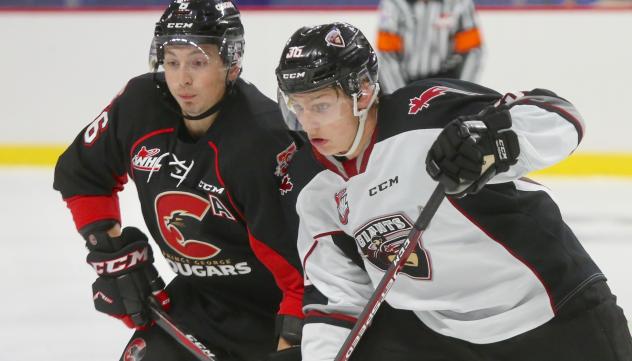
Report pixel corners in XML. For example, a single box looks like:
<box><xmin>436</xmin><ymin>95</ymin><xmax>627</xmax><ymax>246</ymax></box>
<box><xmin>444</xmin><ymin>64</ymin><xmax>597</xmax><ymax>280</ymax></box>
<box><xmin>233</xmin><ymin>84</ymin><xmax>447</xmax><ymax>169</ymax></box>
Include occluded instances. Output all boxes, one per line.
<box><xmin>227</xmin><ymin>65</ymin><xmax>241</xmax><ymax>82</ymax></box>
<box><xmin>356</xmin><ymin>81</ymin><xmax>376</xmax><ymax>110</ymax></box>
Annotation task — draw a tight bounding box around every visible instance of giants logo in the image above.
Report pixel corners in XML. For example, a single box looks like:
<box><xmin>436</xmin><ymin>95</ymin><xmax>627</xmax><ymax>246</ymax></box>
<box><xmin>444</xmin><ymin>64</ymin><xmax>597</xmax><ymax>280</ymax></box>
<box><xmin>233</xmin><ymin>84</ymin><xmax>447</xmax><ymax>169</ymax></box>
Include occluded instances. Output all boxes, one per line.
<box><xmin>408</xmin><ymin>86</ymin><xmax>481</xmax><ymax>115</ymax></box>
<box><xmin>353</xmin><ymin>213</ymin><xmax>431</xmax><ymax>279</ymax></box>
<box><xmin>325</xmin><ymin>27</ymin><xmax>346</xmax><ymax>48</ymax></box>
<box><xmin>132</xmin><ymin>146</ymin><xmax>163</xmax><ymax>171</ymax></box>
<box><xmin>155</xmin><ymin>192</ymin><xmax>223</xmax><ymax>260</ymax></box>
<box><xmin>335</xmin><ymin>188</ymin><xmax>350</xmax><ymax>225</ymax></box>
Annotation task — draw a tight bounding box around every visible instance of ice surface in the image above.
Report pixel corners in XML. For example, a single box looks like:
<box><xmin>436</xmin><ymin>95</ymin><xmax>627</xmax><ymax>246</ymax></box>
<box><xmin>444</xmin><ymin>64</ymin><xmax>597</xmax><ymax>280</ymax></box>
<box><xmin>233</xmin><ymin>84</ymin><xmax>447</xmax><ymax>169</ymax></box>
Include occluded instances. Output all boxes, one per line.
<box><xmin>0</xmin><ymin>169</ymin><xmax>629</xmax><ymax>360</ymax></box>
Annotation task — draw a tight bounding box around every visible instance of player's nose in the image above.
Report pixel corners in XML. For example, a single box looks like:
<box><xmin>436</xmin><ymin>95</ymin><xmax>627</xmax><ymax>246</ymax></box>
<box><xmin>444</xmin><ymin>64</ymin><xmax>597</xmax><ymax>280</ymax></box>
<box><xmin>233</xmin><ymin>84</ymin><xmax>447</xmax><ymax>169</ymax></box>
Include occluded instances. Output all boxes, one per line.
<box><xmin>176</xmin><ymin>67</ymin><xmax>193</xmax><ymax>87</ymax></box>
<box><xmin>297</xmin><ymin>111</ymin><xmax>320</xmax><ymax>132</ymax></box>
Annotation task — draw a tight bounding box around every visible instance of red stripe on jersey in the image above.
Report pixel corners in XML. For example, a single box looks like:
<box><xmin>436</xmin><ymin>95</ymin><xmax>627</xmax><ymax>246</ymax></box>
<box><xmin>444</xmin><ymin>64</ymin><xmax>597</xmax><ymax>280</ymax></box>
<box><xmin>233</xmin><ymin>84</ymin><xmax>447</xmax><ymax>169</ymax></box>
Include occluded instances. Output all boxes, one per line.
<box><xmin>129</xmin><ymin>128</ymin><xmax>175</xmax><ymax>160</ymax></box>
<box><xmin>448</xmin><ymin>198</ymin><xmax>556</xmax><ymax>314</ymax></box>
<box><xmin>207</xmin><ymin>141</ymin><xmax>246</xmax><ymax>222</ymax></box>
<box><xmin>314</xmin><ymin>230</ymin><xmax>346</xmax><ymax>239</ymax></box>
<box><xmin>312</xmin><ymin>149</ymin><xmax>349</xmax><ymax>181</ymax></box>
<box><xmin>65</xmin><ymin>194</ymin><xmax>122</xmax><ymax>231</ymax></box>
<box><xmin>306</xmin><ymin>231</ymin><xmax>346</xmax><ymax>269</ymax></box>
<box><xmin>359</xmin><ymin>129</ymin><xmax>378</xmax><ymax>174</ymax></box>
<box><xmin>303</xmin><ymin>240</ymin><xmax>319</xmax><ymax>272</ymax></box>
<box><xmin>305</xmin><ymin>310</ymin><xmax>357</xmax><ymax>324</ymax></box>
<box><xmin>341</xmin><ymin>158</ymin><xmax>358</xmax><ymax>178</ymax></box>
<box><xmin>248</xmin><ymin>230</ymin><xmax>305</xmax><ymax>319</ymax></box>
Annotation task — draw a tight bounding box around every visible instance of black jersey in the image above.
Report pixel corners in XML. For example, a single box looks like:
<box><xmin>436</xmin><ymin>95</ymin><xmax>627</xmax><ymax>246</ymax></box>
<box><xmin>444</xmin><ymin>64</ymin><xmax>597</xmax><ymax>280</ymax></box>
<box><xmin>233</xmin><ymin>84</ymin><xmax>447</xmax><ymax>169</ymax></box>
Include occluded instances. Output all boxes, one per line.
<box><xmin>283</xmin><ymin>79</ymin><xmax>603</xmax><ymax>359</ymax></box>
<box><xmin>54</xmin><ymin>73</ymin><xmax>303</xmax><ymax>320</ymax></box>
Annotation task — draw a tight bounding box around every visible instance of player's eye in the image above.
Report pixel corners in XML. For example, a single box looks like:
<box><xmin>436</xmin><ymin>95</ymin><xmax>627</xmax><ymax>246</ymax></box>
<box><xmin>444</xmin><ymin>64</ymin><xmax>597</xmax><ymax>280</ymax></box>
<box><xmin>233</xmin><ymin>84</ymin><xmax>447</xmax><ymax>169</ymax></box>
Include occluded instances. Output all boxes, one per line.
<box><xmin>190</xmin><ymin>57</ymin><xmax>209</xmax><ymax>69</ymax></box>
<box><xmin>291</xmin><ymin>103</ymin><xmax>304</xmax><ymax>114</ymax></box>
<box><xmin>164</xmin><ymin>59</ymin><xmax>179</xmax><ymax>69</ymax></box>
<box><xmin>312</xmin><ymin>103</ymin><xmax>330</xmax><ymax>113</ymax></box>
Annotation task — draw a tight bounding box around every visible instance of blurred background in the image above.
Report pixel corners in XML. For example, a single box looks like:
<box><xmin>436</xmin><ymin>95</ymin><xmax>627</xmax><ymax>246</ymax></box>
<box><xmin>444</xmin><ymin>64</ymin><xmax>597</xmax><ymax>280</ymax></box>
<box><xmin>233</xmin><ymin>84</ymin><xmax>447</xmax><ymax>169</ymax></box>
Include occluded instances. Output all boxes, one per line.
<box><xmin>0</xmin><ymin>0</ymin><xmax>630</xmax><ymax>360</ymax></box>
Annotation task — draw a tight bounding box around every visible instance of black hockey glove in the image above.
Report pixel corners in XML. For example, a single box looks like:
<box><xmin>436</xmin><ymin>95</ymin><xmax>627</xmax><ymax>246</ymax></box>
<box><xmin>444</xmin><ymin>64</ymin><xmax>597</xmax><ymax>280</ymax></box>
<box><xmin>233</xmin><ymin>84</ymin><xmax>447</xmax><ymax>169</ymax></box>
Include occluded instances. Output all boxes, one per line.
<box><xmin>82</xmin><ymin>223</ymin><xmax>170</xmax><ymax>330</ymax></box>
<box><xmin>426</xmin><ymin>108</ymin><xmax>520</xmax><ymax>197</ymax></box>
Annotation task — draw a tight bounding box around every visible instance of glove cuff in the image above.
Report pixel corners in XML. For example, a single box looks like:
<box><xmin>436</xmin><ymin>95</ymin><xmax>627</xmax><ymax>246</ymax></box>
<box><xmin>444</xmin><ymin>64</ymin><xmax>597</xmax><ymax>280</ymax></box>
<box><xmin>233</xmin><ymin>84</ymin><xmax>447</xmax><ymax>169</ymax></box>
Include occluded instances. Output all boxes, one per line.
<box><xmin>276</xmin><ymin>315</ymin><xmax>303</xmax><ymax>346</ymax></box>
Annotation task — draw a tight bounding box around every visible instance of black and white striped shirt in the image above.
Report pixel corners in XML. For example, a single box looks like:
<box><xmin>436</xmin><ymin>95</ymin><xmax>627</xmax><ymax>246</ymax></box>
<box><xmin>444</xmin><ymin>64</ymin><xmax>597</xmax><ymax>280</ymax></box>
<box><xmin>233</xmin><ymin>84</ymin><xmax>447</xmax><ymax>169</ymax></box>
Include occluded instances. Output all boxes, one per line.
<box><xmin>377</xmin><ymin>0</ymin><xmax>484</xmax><ymax>93</ymax></box>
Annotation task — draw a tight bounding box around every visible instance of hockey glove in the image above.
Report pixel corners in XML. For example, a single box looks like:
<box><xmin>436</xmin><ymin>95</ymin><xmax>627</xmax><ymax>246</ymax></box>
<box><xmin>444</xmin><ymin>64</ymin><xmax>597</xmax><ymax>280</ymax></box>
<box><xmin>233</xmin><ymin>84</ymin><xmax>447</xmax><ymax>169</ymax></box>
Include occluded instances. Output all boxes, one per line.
<box><xmin>426</xmin><ymin>108</ymin><xmax>520</xmax><ymax>197</ymax></box>
<box><xmin>83</xmin><ymin>223</ymin><xmax>170</xmax><ymax>330</ymax></box>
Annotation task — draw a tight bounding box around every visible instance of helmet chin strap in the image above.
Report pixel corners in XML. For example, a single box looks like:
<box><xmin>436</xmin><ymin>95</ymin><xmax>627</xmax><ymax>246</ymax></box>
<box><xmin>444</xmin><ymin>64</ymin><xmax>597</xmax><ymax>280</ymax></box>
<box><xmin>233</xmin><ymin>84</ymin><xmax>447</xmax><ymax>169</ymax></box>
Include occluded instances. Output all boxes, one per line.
<box><xmin>182</xmin><ymin>97</ymin><xmax>225</xmax><ymax>120</ymax></box>
<box><xmin>336</xmin><ymin>83</ymin><xmax>380</xmax><ymax>158</ymax></box>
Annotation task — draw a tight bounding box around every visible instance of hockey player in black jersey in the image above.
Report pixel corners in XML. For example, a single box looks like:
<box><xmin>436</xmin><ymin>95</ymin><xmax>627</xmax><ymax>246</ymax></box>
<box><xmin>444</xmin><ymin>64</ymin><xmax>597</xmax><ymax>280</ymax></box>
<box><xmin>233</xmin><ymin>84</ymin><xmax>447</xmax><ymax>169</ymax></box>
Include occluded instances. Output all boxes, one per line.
<box><xmin>53</xmin><ymin>1</ymin><xmax>303</xmax><ymax>360</ymax></box>
<box><xmin>276</xmin><ymin>22</ymin><xmax>632</xmax><ymax>361</ymax></box>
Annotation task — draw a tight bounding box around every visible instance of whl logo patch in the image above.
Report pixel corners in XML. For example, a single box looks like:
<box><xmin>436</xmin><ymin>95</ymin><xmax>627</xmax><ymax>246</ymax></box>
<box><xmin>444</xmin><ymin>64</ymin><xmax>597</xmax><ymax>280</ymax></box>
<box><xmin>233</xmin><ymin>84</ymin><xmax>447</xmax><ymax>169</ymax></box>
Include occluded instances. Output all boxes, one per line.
<box><xmin>408</xmin><ymin>86</ymin><xmax>480</xmax><ymax>115</ymax></box>
<box><xmin>132</xmin><ymin>146</ymin><xmax>162</xmax><ymax>171</ymax></box>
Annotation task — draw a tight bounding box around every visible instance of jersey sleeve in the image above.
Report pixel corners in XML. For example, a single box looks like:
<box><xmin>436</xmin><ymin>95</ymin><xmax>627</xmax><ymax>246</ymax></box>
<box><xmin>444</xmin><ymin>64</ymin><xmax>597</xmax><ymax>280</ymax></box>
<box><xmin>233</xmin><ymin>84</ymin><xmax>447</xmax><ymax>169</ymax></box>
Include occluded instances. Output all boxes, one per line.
<box><xmin>452</xmin><ymin>0</ymin><xmax>483</xmax><ymax>81</ymax></box>
<box><xmin>376</xmin><ymin>0</ymin><xmax>407</xmax><ymax>93</ymax></box>
<box><xmin>228</xmin><ymin>126</ymin><xmax>305</xmax><ymax>320</ymax></box>
<box><xmin>53</xmin><ymin>92</ymin><xmax>128</xmax><ymax>232</ymax></box>
<box><xmin>296</xmin><ymin>198</ymin><xmax>373</xmax><ymax>361</ymax></box>
<box><xmin>491</xmin><ymin>89</ymin><xmax>586</xmax><ymax>182</ymax></box>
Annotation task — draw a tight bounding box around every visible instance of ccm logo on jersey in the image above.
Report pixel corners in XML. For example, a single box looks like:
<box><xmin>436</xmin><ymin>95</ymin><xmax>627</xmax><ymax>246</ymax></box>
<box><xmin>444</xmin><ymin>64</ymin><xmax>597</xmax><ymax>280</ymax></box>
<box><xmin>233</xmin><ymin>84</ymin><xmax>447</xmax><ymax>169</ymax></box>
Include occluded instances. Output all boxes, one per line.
<box><xmin>408</xmin><ymin>86</ymin><xmax>481</xmax><ymax>115</ymax></box>
<box><xmin>89</xmin><ymin>247</ymin><xmax>150</xmax><ymax>275</ymax></box>
<box><xmin>369</xmin><ymin>176</ymin><xmax>399</xmax><ymax>196</ymax></box>
<box><xmin>198</xmin><ymin>180</ymin><xmax>224</xmax><ymax>194</ymax></box>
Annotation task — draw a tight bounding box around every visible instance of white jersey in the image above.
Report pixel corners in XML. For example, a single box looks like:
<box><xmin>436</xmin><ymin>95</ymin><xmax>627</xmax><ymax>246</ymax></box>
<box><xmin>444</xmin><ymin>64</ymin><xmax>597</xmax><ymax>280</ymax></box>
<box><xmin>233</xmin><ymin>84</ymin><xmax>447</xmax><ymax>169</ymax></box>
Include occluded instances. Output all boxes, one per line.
<box><xmin>377</xmin><ymin>0</ymin><xmax>484</xmax><ymax>93</ymax></box>
<box><xmin>284</xmin><ymin>79</ymin><xmax>603</xmax><ymax>361</ymax></box>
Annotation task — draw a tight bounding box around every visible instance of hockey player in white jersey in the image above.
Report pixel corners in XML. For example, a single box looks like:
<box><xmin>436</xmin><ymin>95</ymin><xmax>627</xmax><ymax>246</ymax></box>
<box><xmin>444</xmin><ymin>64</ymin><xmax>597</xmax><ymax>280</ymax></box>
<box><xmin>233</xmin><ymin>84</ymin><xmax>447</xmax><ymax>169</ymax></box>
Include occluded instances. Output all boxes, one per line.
<box><xmin>275</xmin><ymin>22</ymin><xmax>632</xmax><ymax>361</ymax></box>
<box><xmin>376</xmin><ymin>0</ymin><xmax>484</xmax><ymax>93</ymax></box>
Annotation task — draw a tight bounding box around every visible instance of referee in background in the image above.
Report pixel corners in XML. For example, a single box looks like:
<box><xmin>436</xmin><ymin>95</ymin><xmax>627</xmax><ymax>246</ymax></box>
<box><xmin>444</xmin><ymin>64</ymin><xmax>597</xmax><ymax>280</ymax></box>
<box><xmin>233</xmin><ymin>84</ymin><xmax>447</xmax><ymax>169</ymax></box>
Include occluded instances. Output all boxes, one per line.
<box><xmin>376</xmin><ymin>0</ymin><xmax>484</xmax><ymax>93</ymax></box>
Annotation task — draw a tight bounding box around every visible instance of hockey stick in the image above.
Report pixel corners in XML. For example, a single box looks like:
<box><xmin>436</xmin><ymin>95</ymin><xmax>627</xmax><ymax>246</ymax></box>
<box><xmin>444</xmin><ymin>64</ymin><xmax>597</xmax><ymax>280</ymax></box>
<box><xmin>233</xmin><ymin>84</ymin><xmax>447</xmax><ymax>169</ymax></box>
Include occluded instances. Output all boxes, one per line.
<box><xmin>148</xmin><ymin>298</ymin><xmax>220</xmax><ymax>361</ymax></box>
<box><xmin>333</xmin><ymin>184</ymin><xmax>446</xmax><ymax>361</ymax></box>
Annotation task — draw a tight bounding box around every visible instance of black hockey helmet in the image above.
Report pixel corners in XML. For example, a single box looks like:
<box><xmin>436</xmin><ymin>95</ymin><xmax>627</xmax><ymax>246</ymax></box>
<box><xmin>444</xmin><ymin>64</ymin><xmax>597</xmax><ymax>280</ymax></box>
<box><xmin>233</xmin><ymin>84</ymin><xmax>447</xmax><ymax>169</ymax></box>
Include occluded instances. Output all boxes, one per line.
<box><xmin>150</xmin><ymin>0</ymin><xmax>244</xmax><ymax>70</ymax></box>
<box><xmin>149</xmin><ymin>0</ymin><xmax>245</xmax><ymax>120</ymax></box>
<box><xmin>276</xmin><ymin>22</ymin><xmax>378</xmax><ymax>97</ymax></box>
<box><xmin>276</xmin><ymin>23</ymin><xmax>380</xmax><ymax>157</ymax></box>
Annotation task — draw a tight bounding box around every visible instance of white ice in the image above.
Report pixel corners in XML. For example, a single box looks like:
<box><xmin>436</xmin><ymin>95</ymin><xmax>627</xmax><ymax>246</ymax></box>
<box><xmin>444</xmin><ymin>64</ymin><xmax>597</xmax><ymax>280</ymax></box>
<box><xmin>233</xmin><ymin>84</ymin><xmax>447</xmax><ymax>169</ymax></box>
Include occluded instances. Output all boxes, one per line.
<box><xmin>0</xmin><ymin>169</ymin><xmax>630</xmax><ymax>360</ymax></box>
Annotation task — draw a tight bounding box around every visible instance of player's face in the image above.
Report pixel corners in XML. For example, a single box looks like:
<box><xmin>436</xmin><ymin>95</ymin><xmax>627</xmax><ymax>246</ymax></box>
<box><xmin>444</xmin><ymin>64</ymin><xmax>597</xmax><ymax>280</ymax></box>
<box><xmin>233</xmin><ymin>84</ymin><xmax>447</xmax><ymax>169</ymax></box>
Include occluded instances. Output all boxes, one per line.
<box><xmin>288</xmin><ymin>87</ymin><xmax>358</xmax><ymax>156</ymax></box>
<box><xmin>163</xmin><ymin>44</ymin><xmax>228</xmax><ymax>117</ymax></box>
